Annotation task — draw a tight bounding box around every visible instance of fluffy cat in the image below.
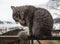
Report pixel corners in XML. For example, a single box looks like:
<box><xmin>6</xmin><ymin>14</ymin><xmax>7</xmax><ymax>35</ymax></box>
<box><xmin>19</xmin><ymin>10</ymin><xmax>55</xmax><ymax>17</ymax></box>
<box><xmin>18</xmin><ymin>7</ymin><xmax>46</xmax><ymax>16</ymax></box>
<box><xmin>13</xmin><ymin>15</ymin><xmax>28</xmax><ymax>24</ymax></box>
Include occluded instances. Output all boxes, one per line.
<box><xmin>11</xmin><ymin>5</ymin><xmax>53</xmax><ymax>39</ymax></box>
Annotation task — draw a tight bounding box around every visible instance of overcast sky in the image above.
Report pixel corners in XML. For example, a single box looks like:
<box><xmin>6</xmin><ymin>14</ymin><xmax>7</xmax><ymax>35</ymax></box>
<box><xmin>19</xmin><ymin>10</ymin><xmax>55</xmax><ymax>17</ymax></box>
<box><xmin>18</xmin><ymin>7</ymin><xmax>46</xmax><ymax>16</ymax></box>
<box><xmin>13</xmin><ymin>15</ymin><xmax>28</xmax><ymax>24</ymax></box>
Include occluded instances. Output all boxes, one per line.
<box><xmin>0</xmin><ymin>0</ymin><xmax>49</xmax><ymax>22</ymax></box>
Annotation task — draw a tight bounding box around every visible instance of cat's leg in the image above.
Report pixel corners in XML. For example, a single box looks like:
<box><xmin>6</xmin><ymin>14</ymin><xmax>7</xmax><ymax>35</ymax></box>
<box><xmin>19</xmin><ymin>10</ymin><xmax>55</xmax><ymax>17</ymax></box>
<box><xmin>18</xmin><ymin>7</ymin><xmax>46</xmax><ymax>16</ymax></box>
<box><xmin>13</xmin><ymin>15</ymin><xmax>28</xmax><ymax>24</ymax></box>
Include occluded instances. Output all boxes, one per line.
<box><xmin>18</xmin><ymin>31</ymin><xmax>28</xmax><ymax>40</ymax></box>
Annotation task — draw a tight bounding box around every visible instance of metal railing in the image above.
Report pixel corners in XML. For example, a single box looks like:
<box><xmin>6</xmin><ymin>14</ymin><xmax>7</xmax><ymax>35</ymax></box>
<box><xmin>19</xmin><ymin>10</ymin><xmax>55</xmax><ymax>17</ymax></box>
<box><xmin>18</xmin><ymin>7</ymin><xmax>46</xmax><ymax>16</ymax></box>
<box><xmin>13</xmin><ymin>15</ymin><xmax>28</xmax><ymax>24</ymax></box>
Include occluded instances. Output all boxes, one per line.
<box><xmin>0</xmin><ymin>30</ymin><xmax>60</xmax><ymax>44</ymax></box>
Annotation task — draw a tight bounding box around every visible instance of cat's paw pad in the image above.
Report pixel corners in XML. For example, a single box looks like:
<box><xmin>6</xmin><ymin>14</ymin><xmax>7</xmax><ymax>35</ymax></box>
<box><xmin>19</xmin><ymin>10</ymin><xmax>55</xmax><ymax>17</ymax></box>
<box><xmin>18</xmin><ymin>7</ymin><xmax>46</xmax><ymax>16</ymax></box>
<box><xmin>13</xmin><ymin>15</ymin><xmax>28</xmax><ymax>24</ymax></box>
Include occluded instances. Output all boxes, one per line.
<box><xmin>18</xmin><ymin>31</ymin><xmax>28</xmax><ymax>40</ymax></box>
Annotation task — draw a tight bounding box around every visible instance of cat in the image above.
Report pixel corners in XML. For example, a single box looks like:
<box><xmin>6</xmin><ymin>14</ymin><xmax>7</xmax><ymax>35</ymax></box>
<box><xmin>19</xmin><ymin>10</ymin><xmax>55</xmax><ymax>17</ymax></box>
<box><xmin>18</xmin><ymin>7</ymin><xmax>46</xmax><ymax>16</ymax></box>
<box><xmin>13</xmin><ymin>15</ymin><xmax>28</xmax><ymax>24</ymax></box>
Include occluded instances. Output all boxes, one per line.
<box><xmin>11</xmin><ymin>5</ymin><xmax>53</xmax><ymax>39</ymax></box>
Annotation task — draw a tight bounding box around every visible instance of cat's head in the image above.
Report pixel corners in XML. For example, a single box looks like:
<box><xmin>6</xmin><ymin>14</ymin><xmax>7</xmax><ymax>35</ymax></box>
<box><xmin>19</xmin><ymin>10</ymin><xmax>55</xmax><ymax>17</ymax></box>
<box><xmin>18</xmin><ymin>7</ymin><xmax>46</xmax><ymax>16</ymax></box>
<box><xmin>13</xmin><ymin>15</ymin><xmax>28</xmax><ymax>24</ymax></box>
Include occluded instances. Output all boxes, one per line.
<box><xmin>11</xmin><ymin>6</ymin><xmax>27</xmax><ymax>26</ymax></box>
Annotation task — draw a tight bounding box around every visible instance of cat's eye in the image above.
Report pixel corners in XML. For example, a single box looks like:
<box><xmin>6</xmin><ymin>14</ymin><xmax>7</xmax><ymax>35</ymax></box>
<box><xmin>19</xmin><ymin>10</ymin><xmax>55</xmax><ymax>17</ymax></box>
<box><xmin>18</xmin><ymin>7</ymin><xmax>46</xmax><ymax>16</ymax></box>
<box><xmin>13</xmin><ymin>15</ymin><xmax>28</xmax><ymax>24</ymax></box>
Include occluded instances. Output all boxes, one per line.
<box><xmin>19</xmin><ymin>11</ymin><xmax>24</xmax><ymax>20</ymax></box>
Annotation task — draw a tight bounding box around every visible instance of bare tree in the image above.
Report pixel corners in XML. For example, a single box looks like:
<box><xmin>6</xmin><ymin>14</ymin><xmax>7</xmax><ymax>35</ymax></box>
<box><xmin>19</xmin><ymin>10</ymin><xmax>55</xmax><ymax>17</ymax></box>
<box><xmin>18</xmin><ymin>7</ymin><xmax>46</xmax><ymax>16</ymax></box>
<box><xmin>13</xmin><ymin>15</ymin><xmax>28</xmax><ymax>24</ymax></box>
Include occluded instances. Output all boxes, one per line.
<box><xmin>47</xmin><ymin>0</ymin><xmax>60</xmax><ymax>9</ymax></box>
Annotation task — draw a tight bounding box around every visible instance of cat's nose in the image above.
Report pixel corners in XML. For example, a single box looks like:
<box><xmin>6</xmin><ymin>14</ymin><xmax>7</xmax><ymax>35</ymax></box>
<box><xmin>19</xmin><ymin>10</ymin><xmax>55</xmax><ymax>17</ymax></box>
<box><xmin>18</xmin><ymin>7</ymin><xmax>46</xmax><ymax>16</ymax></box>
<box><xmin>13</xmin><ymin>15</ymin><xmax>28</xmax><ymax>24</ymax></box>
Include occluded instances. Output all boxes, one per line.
<box><xmin>14</xmin><ymin>20</ymin><xmax>19</xmax><ymax>24</ymax></box>
<box><xmin>16</xmin><ymin>22</ymin><xmax>19</xmax><ymax>24</ymax></box>
<box><xmin>15</xmin><ymin>20</ymin><xmax>19</xmax><ymax>22</ymax></box>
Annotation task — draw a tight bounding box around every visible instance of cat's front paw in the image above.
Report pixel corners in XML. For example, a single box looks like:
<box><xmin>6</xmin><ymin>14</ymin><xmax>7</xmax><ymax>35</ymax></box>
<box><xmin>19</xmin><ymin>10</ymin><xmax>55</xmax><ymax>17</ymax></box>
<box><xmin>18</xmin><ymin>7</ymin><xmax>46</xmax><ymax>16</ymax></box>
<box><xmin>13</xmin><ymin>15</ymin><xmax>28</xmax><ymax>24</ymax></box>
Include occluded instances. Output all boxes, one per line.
<box><xmin>18</xmin><ymin>31</ymin><xmax>28</xmax><ymax>40</ymax></box>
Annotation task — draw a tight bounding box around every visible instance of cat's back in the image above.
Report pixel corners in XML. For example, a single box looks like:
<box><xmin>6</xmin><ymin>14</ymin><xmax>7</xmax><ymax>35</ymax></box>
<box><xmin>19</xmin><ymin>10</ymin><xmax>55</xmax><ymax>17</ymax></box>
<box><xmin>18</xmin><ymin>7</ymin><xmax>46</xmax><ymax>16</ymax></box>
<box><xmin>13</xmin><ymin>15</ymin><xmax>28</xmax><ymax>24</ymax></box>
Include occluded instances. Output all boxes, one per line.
<box><xmin>34</xmin><ymin>8</ymin><xmax>53</xmax><ymax>30</ymax></box>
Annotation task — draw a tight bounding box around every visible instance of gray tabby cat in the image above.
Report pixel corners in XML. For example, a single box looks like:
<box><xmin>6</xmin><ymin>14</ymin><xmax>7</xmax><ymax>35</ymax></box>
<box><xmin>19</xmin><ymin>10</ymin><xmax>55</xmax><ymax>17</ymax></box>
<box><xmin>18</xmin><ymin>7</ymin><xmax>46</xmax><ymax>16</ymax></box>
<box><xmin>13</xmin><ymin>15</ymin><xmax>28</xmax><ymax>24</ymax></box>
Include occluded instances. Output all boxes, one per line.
<box><xmin>11</xmin><ymin>5</ymin><xmax>53</xmax><ymax>39</ymax></box>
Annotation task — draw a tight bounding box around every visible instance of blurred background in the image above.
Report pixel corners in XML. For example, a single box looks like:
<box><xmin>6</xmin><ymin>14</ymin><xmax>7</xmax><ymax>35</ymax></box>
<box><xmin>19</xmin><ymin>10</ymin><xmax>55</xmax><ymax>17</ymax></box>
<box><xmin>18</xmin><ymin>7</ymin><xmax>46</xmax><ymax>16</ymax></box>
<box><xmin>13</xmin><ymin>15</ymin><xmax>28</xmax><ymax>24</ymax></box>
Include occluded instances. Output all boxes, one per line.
<box><xmin>0</xmin><ymin>0</ymin><xmax>60</xmax><ymax>36</ymax></box>
<box><xmin>0</xmin><ymin>0</ymin><xmax>60</xmax><ymax>44</ymax></box>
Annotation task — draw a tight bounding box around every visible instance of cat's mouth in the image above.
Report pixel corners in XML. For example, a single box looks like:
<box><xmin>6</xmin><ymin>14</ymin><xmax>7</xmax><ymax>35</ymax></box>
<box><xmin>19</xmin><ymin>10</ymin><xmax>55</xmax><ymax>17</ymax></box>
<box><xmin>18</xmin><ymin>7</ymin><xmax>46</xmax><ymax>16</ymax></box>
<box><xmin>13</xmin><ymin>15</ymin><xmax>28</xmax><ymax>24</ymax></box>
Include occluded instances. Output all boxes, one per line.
<box><xmin>19</xmin><ymin>20</ymin><xmax>26</xmax><ymax>26</ymax></box>
<box><xmin>15</xmin><ymin>19</ymin><xmax>27</xmax><ymax>26</ymax></box>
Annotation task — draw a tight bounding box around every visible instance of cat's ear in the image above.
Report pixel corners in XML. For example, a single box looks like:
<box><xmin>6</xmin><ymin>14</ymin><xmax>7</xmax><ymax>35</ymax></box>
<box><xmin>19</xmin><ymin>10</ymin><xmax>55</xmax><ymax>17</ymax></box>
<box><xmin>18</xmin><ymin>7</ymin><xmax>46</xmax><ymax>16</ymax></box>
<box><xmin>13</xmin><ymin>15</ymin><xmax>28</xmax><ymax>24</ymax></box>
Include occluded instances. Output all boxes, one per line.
<box><xmin>11</xmin><ymin>6</ymin><xmax>16</xmax><ymax>12</ymax></box>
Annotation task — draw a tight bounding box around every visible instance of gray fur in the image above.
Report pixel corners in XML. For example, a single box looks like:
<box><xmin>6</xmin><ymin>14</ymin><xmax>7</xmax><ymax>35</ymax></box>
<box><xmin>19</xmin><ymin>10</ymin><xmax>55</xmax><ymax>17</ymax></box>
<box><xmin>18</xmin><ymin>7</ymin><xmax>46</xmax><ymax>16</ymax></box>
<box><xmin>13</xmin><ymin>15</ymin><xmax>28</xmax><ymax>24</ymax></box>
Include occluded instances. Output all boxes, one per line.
<box><xmin>11</xmin><ymin>5</ymin><xmax>53</xmax><ymax>38</ymax></box>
